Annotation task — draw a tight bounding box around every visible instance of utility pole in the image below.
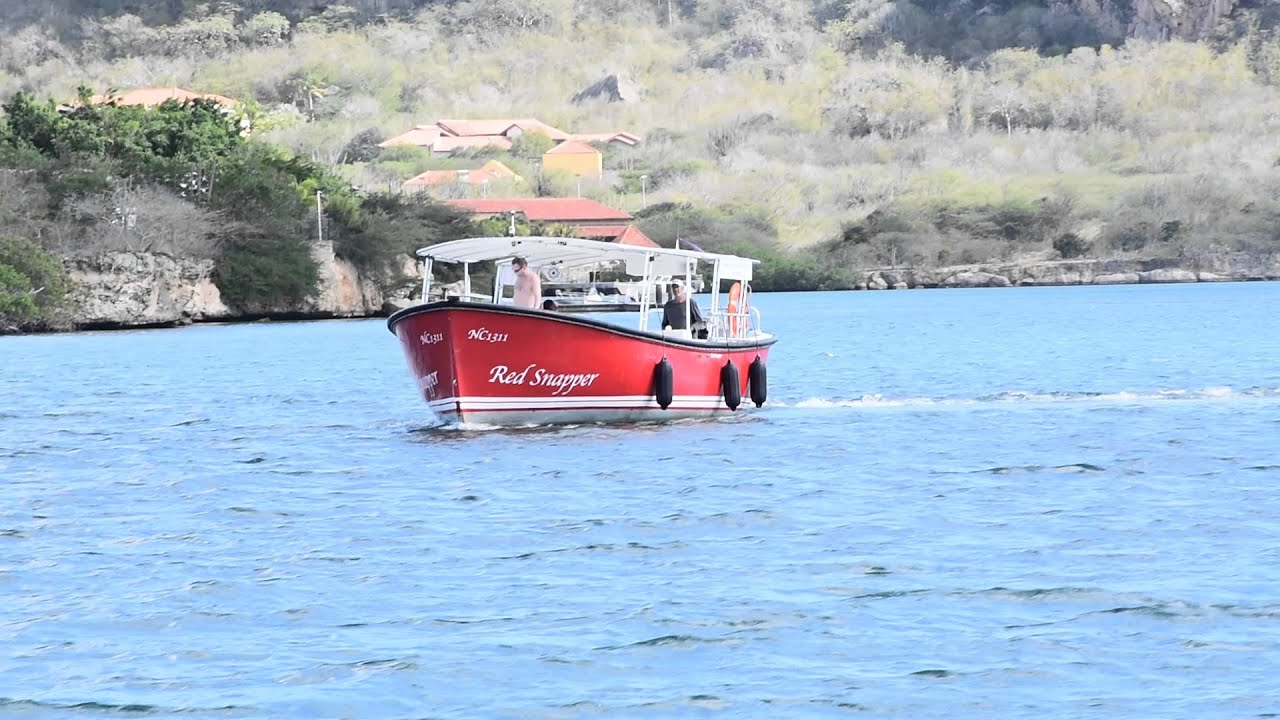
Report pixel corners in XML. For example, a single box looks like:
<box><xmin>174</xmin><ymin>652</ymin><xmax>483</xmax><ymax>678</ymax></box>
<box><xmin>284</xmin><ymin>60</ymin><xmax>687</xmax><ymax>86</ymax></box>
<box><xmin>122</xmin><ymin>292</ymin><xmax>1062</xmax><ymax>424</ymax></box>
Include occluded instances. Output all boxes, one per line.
<box><xmin>316</xmin><ymin>191</ymin><xmax>323</xmax><ymax>243</ymax></box>
<box><xmin>640</xmin><ymin>174</ymin><xmax>648</xmax><ymax>209</ymax></box>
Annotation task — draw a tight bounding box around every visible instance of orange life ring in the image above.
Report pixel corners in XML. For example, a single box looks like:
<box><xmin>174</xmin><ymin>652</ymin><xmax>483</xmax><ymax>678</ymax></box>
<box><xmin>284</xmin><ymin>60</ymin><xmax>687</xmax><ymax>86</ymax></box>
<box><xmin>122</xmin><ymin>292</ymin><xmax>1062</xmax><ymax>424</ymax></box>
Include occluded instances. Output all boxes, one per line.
<box><xmin>726</xmin><ymin>282</ymin><xmax>745</xmax><ymax>335</ymax></box>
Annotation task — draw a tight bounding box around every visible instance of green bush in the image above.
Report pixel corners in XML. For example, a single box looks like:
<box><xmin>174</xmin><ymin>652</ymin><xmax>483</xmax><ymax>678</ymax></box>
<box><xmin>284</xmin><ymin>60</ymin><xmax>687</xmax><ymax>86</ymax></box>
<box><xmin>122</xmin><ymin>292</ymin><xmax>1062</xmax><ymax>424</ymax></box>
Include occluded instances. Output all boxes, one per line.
<box><xmin>214</xmin><ymin>234</ymin><xmax>318</xmax><ymax>313</ymax></box>
<box><xmin>636</xmin><ymin>202</ymin><xmax>777</xmax><ymax>252</ymax></box>
<box><xmin>509</xmin><ymin>131</ymin><xmax>555</xmax><ymax>160</ymax></box>
<box><xmin>712</xmin><ymin>239</ymin><xmax>857</xmax><ymax>292</ymax></box>
<box><xmin>1053</xmin><ymin>232</ymin><xmax>1090</xmax><ymax>258</ymax></box>
<box><xmin>335</xmin><ymin>193</ymin><xmax>475</xmax><ymax>277</ymax></box>
<box><xmin>0</xmin><ymin>236</ymin><xmax>66</xmax><ymax>325</ymax></box>
<box><xmin>0</xmin><ymin>264</ymin><xmax>38</xmax><ymax>324</ymax></box>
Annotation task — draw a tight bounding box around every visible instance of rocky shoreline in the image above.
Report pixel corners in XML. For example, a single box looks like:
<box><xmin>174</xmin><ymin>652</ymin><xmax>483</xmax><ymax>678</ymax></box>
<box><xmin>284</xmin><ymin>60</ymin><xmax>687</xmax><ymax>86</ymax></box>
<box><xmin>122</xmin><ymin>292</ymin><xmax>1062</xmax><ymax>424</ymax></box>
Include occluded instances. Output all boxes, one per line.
<box><xmin>5</xmin><ymin>250</ymin><xmax>1278</xmax><ymax>335</ymax></box>
<box><xmin>35</xmin><ymin>241</ymin><xmax>419</xmax><ymax>333</ymax></box>
<box><xmin>854</xmin><ymin>252</ymin><xmax>1280</xmax><ymax>290</ymax></box>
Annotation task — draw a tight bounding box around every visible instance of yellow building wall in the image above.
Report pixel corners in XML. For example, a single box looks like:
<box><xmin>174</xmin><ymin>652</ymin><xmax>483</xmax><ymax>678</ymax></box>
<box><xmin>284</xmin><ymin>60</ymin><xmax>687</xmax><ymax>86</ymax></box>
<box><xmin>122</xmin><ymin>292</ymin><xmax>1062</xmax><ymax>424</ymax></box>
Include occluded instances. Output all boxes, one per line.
<box><xmin>542</xmin><ymin>151</ymin><xmax>602</xmax><ymax>180</ymax></box>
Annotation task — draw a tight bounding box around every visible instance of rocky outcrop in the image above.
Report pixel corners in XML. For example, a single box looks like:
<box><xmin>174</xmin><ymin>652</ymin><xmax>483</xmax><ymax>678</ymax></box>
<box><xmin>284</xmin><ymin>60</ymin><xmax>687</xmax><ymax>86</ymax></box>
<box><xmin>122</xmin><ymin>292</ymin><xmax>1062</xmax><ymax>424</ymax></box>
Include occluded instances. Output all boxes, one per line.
<box><xmin>66</xmin><ymin>252</ymin><xmax>232</xmax><ymax>328</ymax></box>
<box><xmin>305</xmin><ymin>240</ymin><xmax>385</xmax><ymax>317</ymax></box>
<box><xmin>61</xmin><ymin>244</ymin><xmax>423</xmax><ymax>331</ymax></box>
<box><xmin>939</xmin><ymin>271</ymin><xmax>1011</xmax><ymax>288</ymax></box>
<box><xmin>1057</xmin><ymin>0</ymin><xmax>1239</xmax><ymax>40</ymax></box>
<box><xmin>858</xmin><ymin>252</ymin><xmax>1280</xmax><ymax>291</ymax></box>
<box><xmin>1137</xmin><ymin>268</ymin><xmax>1198</xmax><ymax>283</ymax></box>
<box><xmin>1127</xmin><ymin>0</ymin><xmax>1237</xmax><ymax>40</ymax></box>
<box><xmin>571</xmin><ymin>74</ymin><xmax>643</xmax><ymax>104</ymax></box>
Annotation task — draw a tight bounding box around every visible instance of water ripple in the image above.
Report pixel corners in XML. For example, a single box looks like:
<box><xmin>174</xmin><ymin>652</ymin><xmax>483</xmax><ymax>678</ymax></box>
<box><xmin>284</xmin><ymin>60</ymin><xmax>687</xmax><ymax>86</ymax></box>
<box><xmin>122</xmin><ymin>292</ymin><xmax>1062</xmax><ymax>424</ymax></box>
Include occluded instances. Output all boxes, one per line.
<box><xmin>3</xmin><ymin>286</ymin><xmax>1280</xmax><ymax>719</ymax></box>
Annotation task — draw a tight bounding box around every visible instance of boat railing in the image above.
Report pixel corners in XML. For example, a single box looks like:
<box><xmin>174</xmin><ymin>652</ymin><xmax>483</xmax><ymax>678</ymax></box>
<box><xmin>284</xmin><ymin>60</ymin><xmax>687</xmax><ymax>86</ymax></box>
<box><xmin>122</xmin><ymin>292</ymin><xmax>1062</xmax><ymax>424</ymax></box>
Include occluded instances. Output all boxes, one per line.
<box><xmin>708</xmin><ymin>306</ymin><xmax>760</xmax><ymax>341</ymax></box>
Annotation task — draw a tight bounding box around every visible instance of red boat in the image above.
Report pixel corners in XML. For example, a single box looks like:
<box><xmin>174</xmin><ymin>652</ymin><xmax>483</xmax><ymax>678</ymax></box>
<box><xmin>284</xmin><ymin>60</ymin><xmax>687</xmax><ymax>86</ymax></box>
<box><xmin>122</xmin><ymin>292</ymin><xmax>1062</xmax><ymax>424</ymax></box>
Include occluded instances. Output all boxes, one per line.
<box><xmin>387</xmin><ymin>236</ymin><xmax>777</xmax><ymax>426</ymax></box>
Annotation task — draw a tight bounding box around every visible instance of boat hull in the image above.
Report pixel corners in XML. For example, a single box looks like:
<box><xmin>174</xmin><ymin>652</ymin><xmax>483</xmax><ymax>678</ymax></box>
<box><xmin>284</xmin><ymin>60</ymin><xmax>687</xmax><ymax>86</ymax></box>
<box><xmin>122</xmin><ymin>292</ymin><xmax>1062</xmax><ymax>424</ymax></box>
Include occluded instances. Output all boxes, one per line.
<box><xmin>388</xmin><ymin>302</ymin><xmax>775</xmax><ymax>426</ymax></box>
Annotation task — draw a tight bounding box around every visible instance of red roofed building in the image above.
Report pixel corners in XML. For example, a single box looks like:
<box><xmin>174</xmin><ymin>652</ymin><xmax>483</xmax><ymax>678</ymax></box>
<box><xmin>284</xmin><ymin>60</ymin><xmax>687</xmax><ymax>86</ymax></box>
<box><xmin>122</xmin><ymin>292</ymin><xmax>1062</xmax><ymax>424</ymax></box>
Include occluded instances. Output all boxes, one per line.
<box><xmin>445</xmin><ymin>198</ymin><xmax>656</xmax><ymax>246</ymax></box>
<box><xmin>446</xmin><ymin>198</ymin><xmax>630</xmax><ymax>225</ymax></box>
<box><xmin>88</xmin><ymin>87</ymin><xmax>238</xmax><ymax>108</ymax></box>
<box><xmin>432</xmin><ymin>135</ymin><xmax>514</xmax><ymax>154</ymax></box>
<box><xmin>378</xmin><ymin>124</ymin><xmax>441</xmax><ymax>148</ymax></box>
<box><xmin>379</xmin><ymin>117</ymin><xmax>639</xmax><ymax>155</ymax></box>
<box><xmin>436</xmin><ymin>118</ymin><xmax>570</xmax><ymax>141</ymax></box>
<box><xmin>569</xmin><ymin>131</ymin><xmax>641</xmax><ymax>147</ymax></box>
<box><xmin>381</xmin><ymin>118</ymin><xmax>566</xmax><ymax>154</ymax></box>
<box><xmin>573</xmin><ymin>224</ymin><xmax>659</xmax><ymax>247</ymax></box>
<box><xmin>402</xmin><ymin>160</ymin><xmax>523</xmax><ymax>192</ymax></box>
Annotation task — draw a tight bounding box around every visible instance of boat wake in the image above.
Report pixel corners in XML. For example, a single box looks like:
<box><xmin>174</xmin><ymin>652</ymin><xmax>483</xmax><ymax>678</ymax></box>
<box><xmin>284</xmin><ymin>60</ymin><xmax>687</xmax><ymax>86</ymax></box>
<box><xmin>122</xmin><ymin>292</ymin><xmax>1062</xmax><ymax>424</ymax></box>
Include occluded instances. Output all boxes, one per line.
<box><xmin>775</xmin><ymin>386</ymin><xmax>1280</xmax><ymax>409</ymax></box>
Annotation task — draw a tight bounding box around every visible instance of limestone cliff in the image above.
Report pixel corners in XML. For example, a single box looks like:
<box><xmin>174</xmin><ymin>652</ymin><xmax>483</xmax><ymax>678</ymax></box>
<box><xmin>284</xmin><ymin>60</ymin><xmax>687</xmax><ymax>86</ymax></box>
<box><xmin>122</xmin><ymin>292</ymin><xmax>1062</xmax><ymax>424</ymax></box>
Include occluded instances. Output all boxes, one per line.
<box><xmin>1057</xmin><ymin>0</ymin><xmax>1239</xmax><ymax>40</ymax></box>
<box><xmin>856</xmin><ymin>252</ymin><xmax>1280</xmax><ymax>290</ymax></box>
<box><xmin>66</xmin><ymin>252</ymin><xmax>231</xmax><ymax>329</ymax></box>
<box><xmin>60</xmin><ymin>243</ymin><xmax>421</xmax><ymax>330</ymax></box>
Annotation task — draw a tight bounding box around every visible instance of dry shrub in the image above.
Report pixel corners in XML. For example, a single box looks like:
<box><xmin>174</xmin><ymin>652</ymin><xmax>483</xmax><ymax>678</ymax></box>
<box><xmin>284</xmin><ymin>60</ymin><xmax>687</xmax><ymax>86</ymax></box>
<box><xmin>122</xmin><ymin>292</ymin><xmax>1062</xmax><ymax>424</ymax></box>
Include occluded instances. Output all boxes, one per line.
<box><xmin>60</xmin><ymin>184</ymin><xmax>222</xmax><ymax>257</ymax></box>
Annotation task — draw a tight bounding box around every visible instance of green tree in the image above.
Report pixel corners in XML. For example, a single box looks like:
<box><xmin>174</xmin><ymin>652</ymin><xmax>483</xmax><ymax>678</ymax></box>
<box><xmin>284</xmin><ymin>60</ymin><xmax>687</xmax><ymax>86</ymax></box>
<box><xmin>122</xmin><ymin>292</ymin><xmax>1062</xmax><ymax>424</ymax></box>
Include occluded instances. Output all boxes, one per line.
<box><xmin>337</xmin><ymin>193</ymin><xmax>474</xmax><ymax>276</ymax></box>
<box><xmin>241</xmin><ymin>11</ymin><xmax>290</xmax><ymax>46</ymax></box>
<box><xmin>510</xmin><ymin>131</ymin><xmax>555</xmax><ymax>160</ymax></box>
<box><xmin>0</xmin><ymin>236</ymin><xmax>67</xmax><ymax>325</ymax></box>
<box><xmin>1</xmin><ymin>92</ymin><xmax>64</xmax><ymax>156</ymax></box>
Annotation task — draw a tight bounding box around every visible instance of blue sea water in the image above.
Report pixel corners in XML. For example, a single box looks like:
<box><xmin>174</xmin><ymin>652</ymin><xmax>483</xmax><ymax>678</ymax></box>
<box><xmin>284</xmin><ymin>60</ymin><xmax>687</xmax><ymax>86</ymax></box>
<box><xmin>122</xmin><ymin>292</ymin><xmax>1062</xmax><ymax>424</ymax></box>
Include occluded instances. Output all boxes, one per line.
<box><xmin>1</xmin><ymin>282</ymin><xmax>1279</xmax><ymax>719</ymax></box>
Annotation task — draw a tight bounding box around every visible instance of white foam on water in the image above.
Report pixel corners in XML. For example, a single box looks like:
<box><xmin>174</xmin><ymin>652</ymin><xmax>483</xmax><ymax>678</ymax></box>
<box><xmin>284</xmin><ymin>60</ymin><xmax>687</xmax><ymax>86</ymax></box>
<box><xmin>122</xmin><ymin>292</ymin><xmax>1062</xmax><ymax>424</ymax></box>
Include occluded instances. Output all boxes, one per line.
<box><xmin>774</xmin><ymin>386</ymin><xmax>1280</xmax><ymax>409</ymax></box>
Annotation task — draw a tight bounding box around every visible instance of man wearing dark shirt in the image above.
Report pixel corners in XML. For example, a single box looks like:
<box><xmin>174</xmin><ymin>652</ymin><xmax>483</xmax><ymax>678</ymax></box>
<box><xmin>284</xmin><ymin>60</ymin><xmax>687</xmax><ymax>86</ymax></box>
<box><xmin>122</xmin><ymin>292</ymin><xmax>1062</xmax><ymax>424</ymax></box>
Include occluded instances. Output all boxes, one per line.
<box><xmin>662</xmin><ymin>282</ymin><xmax>704</xmax><ymax>332</ymax></box>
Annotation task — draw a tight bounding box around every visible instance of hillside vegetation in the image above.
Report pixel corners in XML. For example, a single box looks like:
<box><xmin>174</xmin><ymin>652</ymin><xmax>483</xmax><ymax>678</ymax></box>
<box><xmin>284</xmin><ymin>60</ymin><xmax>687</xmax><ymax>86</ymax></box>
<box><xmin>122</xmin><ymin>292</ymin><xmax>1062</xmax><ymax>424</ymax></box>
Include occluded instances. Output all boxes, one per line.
<box><xmin>4</xmin><ymin>0</ymin><xmax>1280</xmax><ymax>321</ymax></box>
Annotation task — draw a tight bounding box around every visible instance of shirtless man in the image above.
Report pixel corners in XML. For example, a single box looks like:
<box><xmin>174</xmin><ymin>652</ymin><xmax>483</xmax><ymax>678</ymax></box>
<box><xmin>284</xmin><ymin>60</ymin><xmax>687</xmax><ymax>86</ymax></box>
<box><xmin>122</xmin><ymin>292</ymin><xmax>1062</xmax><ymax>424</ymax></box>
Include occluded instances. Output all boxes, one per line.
<box><xmin>511</xmin><ymin>256</ymin><xmax>541</xmax><ymax>309</ymax></box>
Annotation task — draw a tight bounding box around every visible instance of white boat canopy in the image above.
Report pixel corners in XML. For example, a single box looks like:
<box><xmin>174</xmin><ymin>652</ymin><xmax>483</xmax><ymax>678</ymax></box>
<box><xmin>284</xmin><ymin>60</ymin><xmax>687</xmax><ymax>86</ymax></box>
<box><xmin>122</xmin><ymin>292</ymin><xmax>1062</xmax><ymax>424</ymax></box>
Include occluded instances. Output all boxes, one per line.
<box><xmin>415</xmin><ymin>235</ymin><xmax>758</xmax><ymax>281</ymax></box>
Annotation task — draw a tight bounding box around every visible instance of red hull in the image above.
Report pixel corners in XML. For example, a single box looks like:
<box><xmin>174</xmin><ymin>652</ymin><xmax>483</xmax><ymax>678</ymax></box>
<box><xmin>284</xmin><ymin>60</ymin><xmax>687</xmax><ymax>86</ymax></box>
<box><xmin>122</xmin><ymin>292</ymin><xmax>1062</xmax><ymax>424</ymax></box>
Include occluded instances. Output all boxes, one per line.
<box><xmin>389</xmin><ymin>302</ymin><xmax>775</xmax><ymax>425</ymax></box>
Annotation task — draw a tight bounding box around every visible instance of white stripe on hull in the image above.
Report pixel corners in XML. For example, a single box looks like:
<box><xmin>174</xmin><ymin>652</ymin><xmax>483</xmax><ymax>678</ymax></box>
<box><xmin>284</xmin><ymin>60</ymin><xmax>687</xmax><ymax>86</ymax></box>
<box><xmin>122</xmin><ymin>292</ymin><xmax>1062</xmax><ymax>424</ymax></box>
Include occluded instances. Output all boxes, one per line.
<box><xmin>424</xmin><ymin>395</ymin><xmax>750</xmax><ymax>425</ymax></box>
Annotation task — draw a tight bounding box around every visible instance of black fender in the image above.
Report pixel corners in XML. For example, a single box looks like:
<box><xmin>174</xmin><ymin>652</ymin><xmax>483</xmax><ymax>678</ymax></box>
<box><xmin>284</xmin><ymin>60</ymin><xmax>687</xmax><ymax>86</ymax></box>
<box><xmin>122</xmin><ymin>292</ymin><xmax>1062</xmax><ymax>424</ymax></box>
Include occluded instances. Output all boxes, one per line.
<box><xmin>748</xmin><ymin>356</ymin><xmax>767</xmax><ymax>408</ymax></box>
<box><xmin>721</xmin><ymin>361</ymin><xmax>741</xmax><ymax>411</ymax></box>
<box><xmin>653</xmin><ymin>358</ymin><xmax>674</xmax><ymax>409</ymax></box>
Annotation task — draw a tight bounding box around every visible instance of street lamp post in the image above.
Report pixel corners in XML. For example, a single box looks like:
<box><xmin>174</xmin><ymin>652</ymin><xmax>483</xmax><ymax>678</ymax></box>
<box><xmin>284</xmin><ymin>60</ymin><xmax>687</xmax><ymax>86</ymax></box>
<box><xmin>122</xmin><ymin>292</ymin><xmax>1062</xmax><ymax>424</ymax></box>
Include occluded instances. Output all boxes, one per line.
<box><xmin>640</xmin><ymin>174</ymin><xmax>648</xmax><ymax>209</ymax></box>
<box><xmin>316</xmin><ymin>190</ymin><xmax>323</xmax><ymax>243</ymax></box>
<box><xmin>575</xmin><ymin>174</ymin><xmax>582</xmax><ymax>198</ymax></box>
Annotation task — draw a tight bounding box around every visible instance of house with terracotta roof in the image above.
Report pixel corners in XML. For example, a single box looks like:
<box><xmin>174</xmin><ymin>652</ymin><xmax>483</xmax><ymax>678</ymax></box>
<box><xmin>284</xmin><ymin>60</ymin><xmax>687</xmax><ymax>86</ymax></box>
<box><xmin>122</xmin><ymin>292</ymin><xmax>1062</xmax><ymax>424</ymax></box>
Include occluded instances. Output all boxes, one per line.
<box><xmin>542</xmin><ymin>141</ymin><xmax>602</xmax><ymax>181</ymax></box>
<box><xmin>572</xmin><ymin>224</ymin><xmax>660</xmax><ymax>247</ymax></box>
<box><xmin>569</xmin><ymin>132</ymin><xmax>641</xmax><ymax>147</ymax></box>
<box><xmin>379</xmin><ymin>117</ymin><xmax>638</xmax><ymax>156</ymax></box>
<box><xmin>436</xmin><ymin>118</ymin><xmax>570</xmax><ymax>141</ymax></box>
<box><xmin>378</xmin><ymin>124</ymin><xmax>441</xmax><ymax>149</ymax></box>
<box><xmin>444</xmin><ymin>198</ymin><xmax>657</xmax><ymax>247</ymax></box>
<box><xmin>87</xmin><ymin>87</ymin><xmax>238</xmax><ymax>108</ymax></box>
<box><xmin>380</xmin><ymin>118</ymin><xmax>563</xmax><ymax>154</ymax></box>
<box><xmin>402</xmin><ymin>160</ymin><xmax>523</xmax><ymax>192</ymax></box>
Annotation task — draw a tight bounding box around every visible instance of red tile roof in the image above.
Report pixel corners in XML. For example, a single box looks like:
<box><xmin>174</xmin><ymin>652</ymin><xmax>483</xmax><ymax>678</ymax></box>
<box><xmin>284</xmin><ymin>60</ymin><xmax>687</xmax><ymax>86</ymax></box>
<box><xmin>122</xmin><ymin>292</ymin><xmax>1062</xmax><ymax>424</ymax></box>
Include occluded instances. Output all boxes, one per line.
<box><xmin>570</xmin><ymin>132</ymin><xmax>641</xmax><ymax>146</ymax></box>
<box><xmin>379</xmin><ymin>125</ymin><xmax>442</xmax><ymax>148</ymax></box>
<box><xmin>572</xmin><ymin>224</ymin><xmax>628</xmax><ymax>237</ymax></box>
<box><xmin>545</xmin><ymin>140</ymin><xmax>601</xmax><ymax>156</ymax></box>
<box><xmin>380</xmin><ymin>120</ymin><xmax>637</xmax><ymax>154</ymax></box>
<box><xmin>436</xmin><ymin>118</ymin><xmax>570</xmax><ymax>140</ymax></box>
<box><xmin>615</xmin><ymin>225</ymin><xmax>659</xmax><ymax>247</ymax></box>
<box><xmin>563</xmin><ymin>224</ymin><xmax>659</xmax><ymax>247</ymax></box>
<box><xmin>432</xmin><ymin>136</ymin><xmax>513</xmax><ymax>153</ymax></box>
<box><xmin>446</xmin><ymin>198</ymin><xmax>632</xmax><ymax>222</ymax></box>
<box><xmin>402</xmin><ymin>161</ymin><xmax>524</xmax><ymax>187</ymax></box>
<box><xmin>88</xmin><ymin>87</ymin><xmax>237</xmax><ymax>108</ymax></box>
